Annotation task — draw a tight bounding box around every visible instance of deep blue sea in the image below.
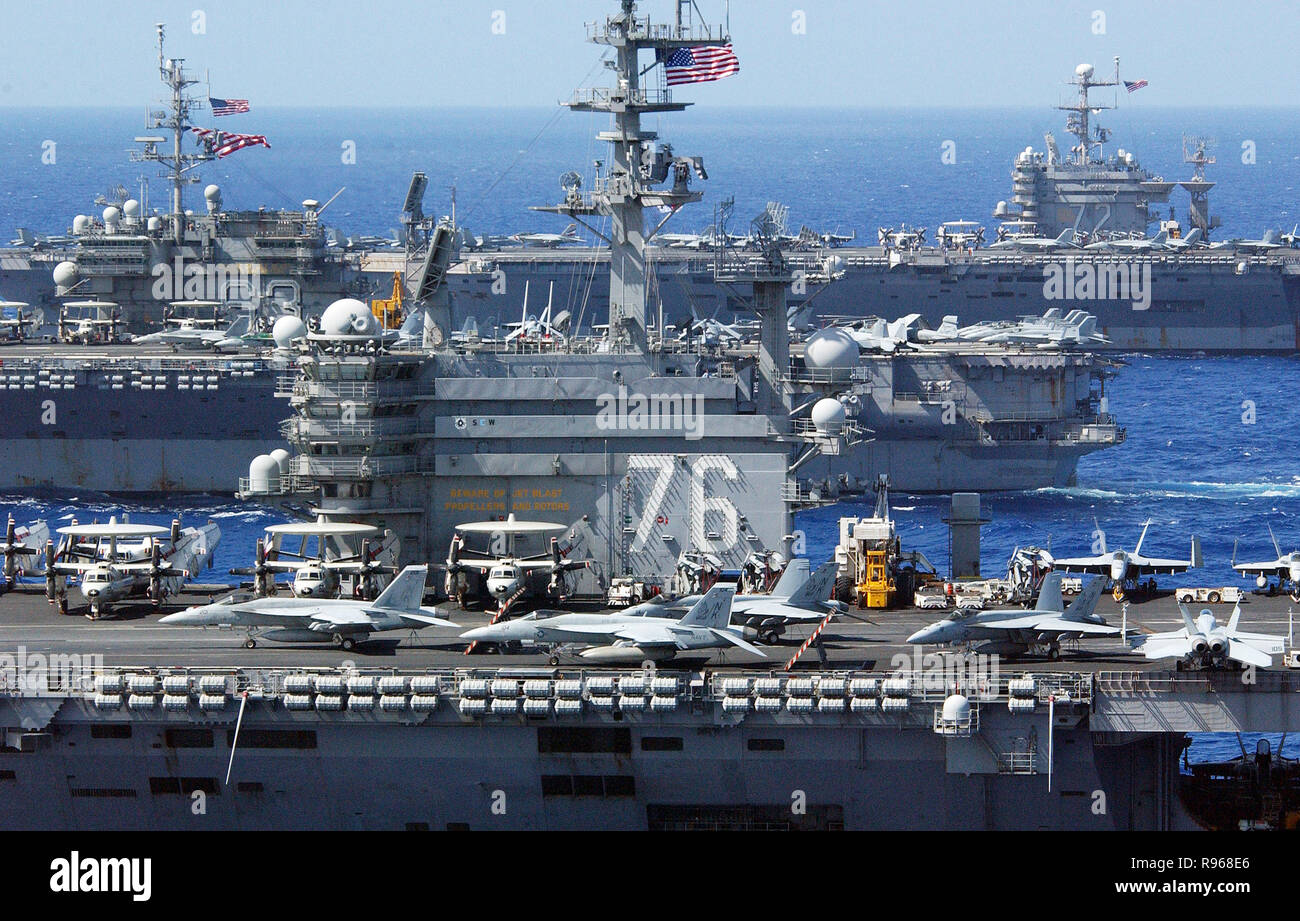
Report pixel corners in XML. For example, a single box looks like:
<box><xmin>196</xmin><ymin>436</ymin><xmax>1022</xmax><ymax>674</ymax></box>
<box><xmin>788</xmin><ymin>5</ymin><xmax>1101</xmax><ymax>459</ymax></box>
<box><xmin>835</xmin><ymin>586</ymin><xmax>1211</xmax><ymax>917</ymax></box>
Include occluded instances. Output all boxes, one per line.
<box><xmin>3</xmin><ymin>105</ymin><xmax>1299</xmax><ymax>763</ymax></box>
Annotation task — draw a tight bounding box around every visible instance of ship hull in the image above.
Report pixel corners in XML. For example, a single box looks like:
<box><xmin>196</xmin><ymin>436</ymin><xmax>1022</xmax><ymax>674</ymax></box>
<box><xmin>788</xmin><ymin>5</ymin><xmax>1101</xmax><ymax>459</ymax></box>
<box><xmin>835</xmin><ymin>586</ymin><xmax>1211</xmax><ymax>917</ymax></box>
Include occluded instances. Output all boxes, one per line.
<box><xmin>433</xmin><ymin>248</ymin><xmax>1300</xmax><ymax>353</ymax></box>
<box><xmin>0</xmin><ymin>709</ymin><xmax>1194</xmax><ymax>831</ymax></box>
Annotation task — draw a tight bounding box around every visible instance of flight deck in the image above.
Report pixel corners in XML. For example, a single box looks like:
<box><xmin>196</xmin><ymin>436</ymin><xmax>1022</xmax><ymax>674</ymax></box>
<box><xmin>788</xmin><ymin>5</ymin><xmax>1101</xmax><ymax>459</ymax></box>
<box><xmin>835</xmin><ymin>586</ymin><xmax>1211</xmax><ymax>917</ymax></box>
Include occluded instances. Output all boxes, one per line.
<box><xmin>1</xmin><ymin>587</ymin><xmax>1292</xmax><ymax>674</ymax></box>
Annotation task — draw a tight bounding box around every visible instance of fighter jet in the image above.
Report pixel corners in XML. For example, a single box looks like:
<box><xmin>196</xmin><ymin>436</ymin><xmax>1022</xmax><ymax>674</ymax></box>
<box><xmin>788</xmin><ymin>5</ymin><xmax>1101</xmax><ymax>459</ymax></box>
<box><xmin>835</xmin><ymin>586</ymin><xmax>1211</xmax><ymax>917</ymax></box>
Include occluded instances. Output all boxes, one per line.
<box><xmin>1052</xmin><ymin>519</ymin><xmax>1201</xmax><ymax>599</ymax></box>
<box><xmin>985</xmin><ymin>228</ymin><xmax>1079</xmax><ymax>252</ymax></box>
<box><xmin>511</xmin><ymin>223</ymin><xmax>581</xmax><ymax>248</ymax></box>
<box><xmin>1210</xmin><ymin>228</ymin><xmax>1285</xmax><ymax>254</ymax></box>
<box><xmin>1083</xmin><ymin>230</ymin><xmax>1168</xmax><ymax>252</ymax></box>
<box><xmin>460</xmin><ymin>584</ymin><xmax>763</xmax><ymax>664</ymax></box>
<box><xmin>501</xmin><ymin>281</ymin><xmax>571</xmax><ymax>346</ymax></box>
<box><xmin>132</xmin><ymin>313</ymin><xmax>259</xmax><ymax>352</ymax></box>
<box><xmin>1130</xmin><ymin>602</ymin><xmax>1284</xmax><ymax>669</ymax></box>
<box><xmin>1232</xmin><ymin>525</ymin><xmax>1300</xmax><ymax>599</ymax></box>
<box><xmin>619</xmin><ymin>559</ymin><xmax>842</xmax><ymax>644</ymax></box>
<box><xmin>160</xmin><ymin>564</ymin><xmax>458</xmax><ymax>651</ymax></box>
<box><xmin>907</xmin><ymin>573</ymin><xmax>1118</xmax><ymax>660</ymax></box>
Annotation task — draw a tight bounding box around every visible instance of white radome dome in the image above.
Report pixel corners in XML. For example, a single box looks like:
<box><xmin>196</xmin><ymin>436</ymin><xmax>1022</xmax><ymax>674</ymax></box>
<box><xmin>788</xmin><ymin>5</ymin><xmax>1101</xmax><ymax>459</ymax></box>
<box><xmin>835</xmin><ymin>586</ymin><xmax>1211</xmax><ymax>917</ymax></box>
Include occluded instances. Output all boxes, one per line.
<box><xmin>269</xmin><ymin>448</ymin><xmax>291</xmax><ymax>475</ymax></box>
<box><xmin>247</xmin><ymin>454</ymin><xmax>279</xmax><ymax>493</ymax></box>
<box><xmin>942</xmin><ymin>694</ymin><xmax>971</xmax><ymax>722</ymax></box>
<box><xmin>52</xmin><ymin>261</ymin><xmax>79</xmax><ymax>287</ymax></box>
<box><xmin>204</xmin><ymin>184</ymin><xmax>222</xmax><ymax>202</ymax></box>
<box><xmin>319</xmin><ymin>298</ymin><xmax>380</xmax><ymax>337</ymax></box>
<box><xmin>147</xmin><ymin>216</ymin><xmax>163</xmax><ymax>233</ymax></box>
<box><xmin>810</xmin><ymin>398</ymin><xmax>847</xmax><ymax>434</ymax></box>
<box><xmin>72</xmin><ymin>214</ymin><xmax>91</xmax><ymax>234</ymax></box>
<box><xmin>1076</xmin><ymin>63</ymin><xmax>1094</xmax><ymax>78</ymax></box>
<box><xmin>271</xmin><ymin>315</ymin><xmax>308</xmax><ymax>348</ymax></box>
<box><xmin>102</xmin><ymin>206</ymin><xmax>120</xmax><ymax>226</ymax></box>
<box><xmin>803</xmin><ymin>327</ymin><xmax>859</xmax><ymax>371</ymax></box>
<box><xmin>122</xmin><ymin>199</ymin><xmax>140</xmax><ymax>218</ymax></box>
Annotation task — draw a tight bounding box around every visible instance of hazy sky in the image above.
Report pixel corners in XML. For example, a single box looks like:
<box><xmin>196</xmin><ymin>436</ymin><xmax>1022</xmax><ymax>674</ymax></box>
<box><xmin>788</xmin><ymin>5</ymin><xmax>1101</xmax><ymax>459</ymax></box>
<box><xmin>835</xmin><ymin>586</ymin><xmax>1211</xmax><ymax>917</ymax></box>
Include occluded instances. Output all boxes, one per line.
<box><xmin>2</xmin><ymin>0</ymin><xmax>1298</xmax><ymax>108</ymax></box>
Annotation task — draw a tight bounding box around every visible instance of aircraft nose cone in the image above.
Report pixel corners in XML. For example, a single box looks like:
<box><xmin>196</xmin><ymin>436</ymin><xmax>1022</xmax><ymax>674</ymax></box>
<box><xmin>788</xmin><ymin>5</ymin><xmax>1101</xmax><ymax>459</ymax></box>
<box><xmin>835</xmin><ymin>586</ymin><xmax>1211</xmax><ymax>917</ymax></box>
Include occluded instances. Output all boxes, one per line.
<box><xmin>460</xmin><ymin>627</ymin><xmax>494</xmax><ymax>641</ymax></box>
<box><xmin>908</xmin><ymin>624</ymin><xmax>943</xmax><ymax>644</ymax></box>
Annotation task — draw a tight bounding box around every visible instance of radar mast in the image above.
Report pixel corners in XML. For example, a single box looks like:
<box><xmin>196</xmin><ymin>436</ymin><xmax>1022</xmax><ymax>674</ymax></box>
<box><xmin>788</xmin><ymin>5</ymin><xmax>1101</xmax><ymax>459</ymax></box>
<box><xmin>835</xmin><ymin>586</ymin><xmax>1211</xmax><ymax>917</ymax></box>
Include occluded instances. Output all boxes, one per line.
<box><xmin>535</xmin><ymin>0</ymin><xmax>721</xmax><ymax>352</ymax></box>
<box><xmin>130</xmin><ymin>24</ymin><xmax>214</xmax><ymax>243</ymax></box>
<box><xmin>1058</xmin><ymin>59</ymin><xmax>1120</xmax><ymax>166</ymax></box>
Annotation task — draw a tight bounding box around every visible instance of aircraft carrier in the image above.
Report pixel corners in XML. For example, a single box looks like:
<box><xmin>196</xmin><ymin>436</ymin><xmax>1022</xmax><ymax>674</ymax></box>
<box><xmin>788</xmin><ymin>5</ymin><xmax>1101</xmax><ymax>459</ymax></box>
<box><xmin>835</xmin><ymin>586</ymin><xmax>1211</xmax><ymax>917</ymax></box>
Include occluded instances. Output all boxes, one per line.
<box><xmin>0</xmin><ymin>0</ymin><xmax>1289</xmax><ymax>836</ymax></box>
<box><xmin>385</xmin><ymin>63</ymin><xmax>1300</xmax><ymax>354</ymax></box>
<box><xmin>0</xmin><ymin>13</ymin><xmax>1121</xmax><ymax>498</ymax></box>
<box><xmin>0</xmin><ymin>585</ymin><xmax>1288</xmax><ymax>831</ymax></box>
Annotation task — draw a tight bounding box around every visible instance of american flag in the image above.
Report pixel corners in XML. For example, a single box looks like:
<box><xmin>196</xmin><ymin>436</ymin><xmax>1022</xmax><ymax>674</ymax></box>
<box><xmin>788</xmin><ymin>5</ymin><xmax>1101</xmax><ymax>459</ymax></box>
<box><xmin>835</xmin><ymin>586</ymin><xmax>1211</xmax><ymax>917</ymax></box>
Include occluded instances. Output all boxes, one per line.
<box><xmin>190</xmin><ymin>127</ymin><xmax>271</xmax><ymax>158</ymax></box>
<box><xmin>209</xmin><ymin>97</ymin><xmax>250</xmax><ymax>116</ymax></box>
<box><xmin>1123</xmin><ymin>79</ymin><xmax>1148</xmax><ymax>93</ymax></box>
<box><xmin>659</xmin><ymin>43</ymin><xmax>740</xmax><ymax>86</ymax></box>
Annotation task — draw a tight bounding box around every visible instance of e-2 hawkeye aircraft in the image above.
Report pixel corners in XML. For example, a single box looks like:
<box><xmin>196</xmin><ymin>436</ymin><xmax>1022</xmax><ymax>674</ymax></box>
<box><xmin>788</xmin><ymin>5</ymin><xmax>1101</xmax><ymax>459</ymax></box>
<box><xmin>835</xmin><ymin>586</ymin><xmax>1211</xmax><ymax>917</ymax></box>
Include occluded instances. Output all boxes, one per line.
<box><xmin>45</xmin><ymin>517</ymin><xmax>220</xmax><ymax>618</ymax></box>
<box><xmin>232</xmin><ymin>520</ymin><xmax>399</xmax><ymax>600</ymax></box>
<box><xmin>0</xmin><ymin>516</ymin><xmax>51</xmax><ymax>591</ymax></box>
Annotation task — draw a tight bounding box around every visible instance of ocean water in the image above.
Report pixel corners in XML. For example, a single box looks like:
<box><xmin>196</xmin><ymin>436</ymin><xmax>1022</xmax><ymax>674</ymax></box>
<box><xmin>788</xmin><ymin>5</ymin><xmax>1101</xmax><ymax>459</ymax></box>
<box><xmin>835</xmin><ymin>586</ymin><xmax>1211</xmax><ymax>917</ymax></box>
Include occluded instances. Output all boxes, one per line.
<box><xmin>2</xmin><ymin>105</ymin><xmax>1300</xmax><ymax>243</ymax></box>
<box><xmin>2</xmin><ymin>104</ymin><xmax>1299</xmax><ymax>764</ymax></box>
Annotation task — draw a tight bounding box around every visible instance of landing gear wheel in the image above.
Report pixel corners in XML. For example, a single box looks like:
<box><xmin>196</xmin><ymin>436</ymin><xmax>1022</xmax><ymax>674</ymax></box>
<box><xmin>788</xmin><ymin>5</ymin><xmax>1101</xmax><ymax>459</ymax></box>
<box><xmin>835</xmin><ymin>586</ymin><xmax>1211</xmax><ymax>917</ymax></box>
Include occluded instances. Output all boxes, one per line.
<box><xmin>548</xmin><ymin>654</ymin><xmax>561</xmax><ymax>666</ymax></box>
<box><xmin>1047</xmin><ymin>645</ymin><xmax>1061</xmax><ymax>662</ymax></box>
<box><xmin>1208</xmin><ymin>591</ymin><xmax>1221</xmax><ymax>604</ymax></box>
<box><xmin>762</xmin><ymin>631</ymin><xmax>781</xmax><ymax>645</ymax></box>
<box><xmin>339</xmin><ymin>636</ymin><xmax>356</xmax><ymax>652</ymax></box>
<box><xmin>244</xmin><ymin>638</ymin><xmax>257</xmax><ymax>649</ymax></box>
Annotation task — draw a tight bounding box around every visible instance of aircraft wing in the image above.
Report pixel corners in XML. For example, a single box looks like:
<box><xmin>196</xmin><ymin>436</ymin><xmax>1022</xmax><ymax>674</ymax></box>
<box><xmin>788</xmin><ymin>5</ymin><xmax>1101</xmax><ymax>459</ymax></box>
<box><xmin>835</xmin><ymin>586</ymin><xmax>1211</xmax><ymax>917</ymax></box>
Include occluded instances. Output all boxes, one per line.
<box><xmin>1233</xmin><ymin>562</ymin><xmax>1282</xmax><ymax>576</ymax></box>
<box><xmin>1228</xmin><ymin>641</ymin><xmax>1276</xmax><ymax>668</ymax></box>
<box><xmin>981</xmin><ymin>613</ymin><xmax>1119</xmax><ymax>635</ymax></box>
<box><xmin>396</xmin><ymin>611</ymin><xmax>460</xmax><ymax>629</ymax></box>
<box><xmin>1133</xmin><ymin>637</ymin><xmax>1193</xmax><ymax>660</ymax></box>
<box><xmin>542</xmin><ymin>620</ymin><xmax>675</xmax><ymax>646</ymax></box>
<box><xmin>1049</xmin><ymin>556</ymin><xmax>1113</xmax><ymax>575</ymax></box>
<box><xmin>307</xmin><ymin>608</ymin><xmax>375</xmax><ymax>627</ymax></box>
<box><xmin>1232</xmin><ymin>631</ymin><xmax>1286</xmax><ymax>653</ymax></box>
<box><xmin>1130</xmin><ymin>557</ymin><xmax>1193</xmax><ymax>574</ymax></box>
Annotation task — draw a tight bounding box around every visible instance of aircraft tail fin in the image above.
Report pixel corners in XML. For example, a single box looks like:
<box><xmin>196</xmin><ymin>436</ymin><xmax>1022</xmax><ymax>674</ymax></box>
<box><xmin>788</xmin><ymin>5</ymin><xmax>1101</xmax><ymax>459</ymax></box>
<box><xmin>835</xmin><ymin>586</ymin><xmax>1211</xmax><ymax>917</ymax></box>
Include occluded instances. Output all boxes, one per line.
<box><xmin>1055</xmin><ymin>229</ymin><xmax>1074</xmax><ymax>244</ymax></box>
<box><xmin>1064</xmin><ymin>576</ymin><xmax>1105</xmax><ymax>620</ymax></box>
<box><xmin>1227</xmin><ymin>601</ymin><xmax>1243</xmax><ymax>633</ymax></box>
<box><xmin>373</xmin><ymin>565</ymin><xmax>429</xmax><ymax>613</ymax></box>
<box><xmin>1134</xmin><ymin>519</ymin><xmax>1152</xmax><ymax>557</ymax></box>
<box><xmin>1269</xmin><ymin>523</ymin><xmax>1282</xmax><ymax>560</ymax></box>
<box><xmin>1035</xmin><ymin>572</ymin><xmax>1064</xmax><ymax>613</ymax></box>
<box><xmin>1183</xmin><ymin>227</ymin><xmax>1202</xmax><ymax>246</ymax></box>
<box><xmin>786</xmin><ymin>561</ymin><xmax>839</xmax><ymax>610</ymax></box>
<box><xmin>1178</xmin><ymin>602</ymin><xmax>1199</xmax><ymax>635</ymax></box>
<box><xmin>677</xmin><ymin>584</ymin><xmax>736</xmax><ymax>630</ymax></box>
<box><xmin>1191</xmin><ymin>535</ymin><xmax>1203</xmax><ymax>569</ymax></box>
<box><xmin>769</xmin><ymin>558</ymin><xmax>810</xmax><ymax>598</ymax></box>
